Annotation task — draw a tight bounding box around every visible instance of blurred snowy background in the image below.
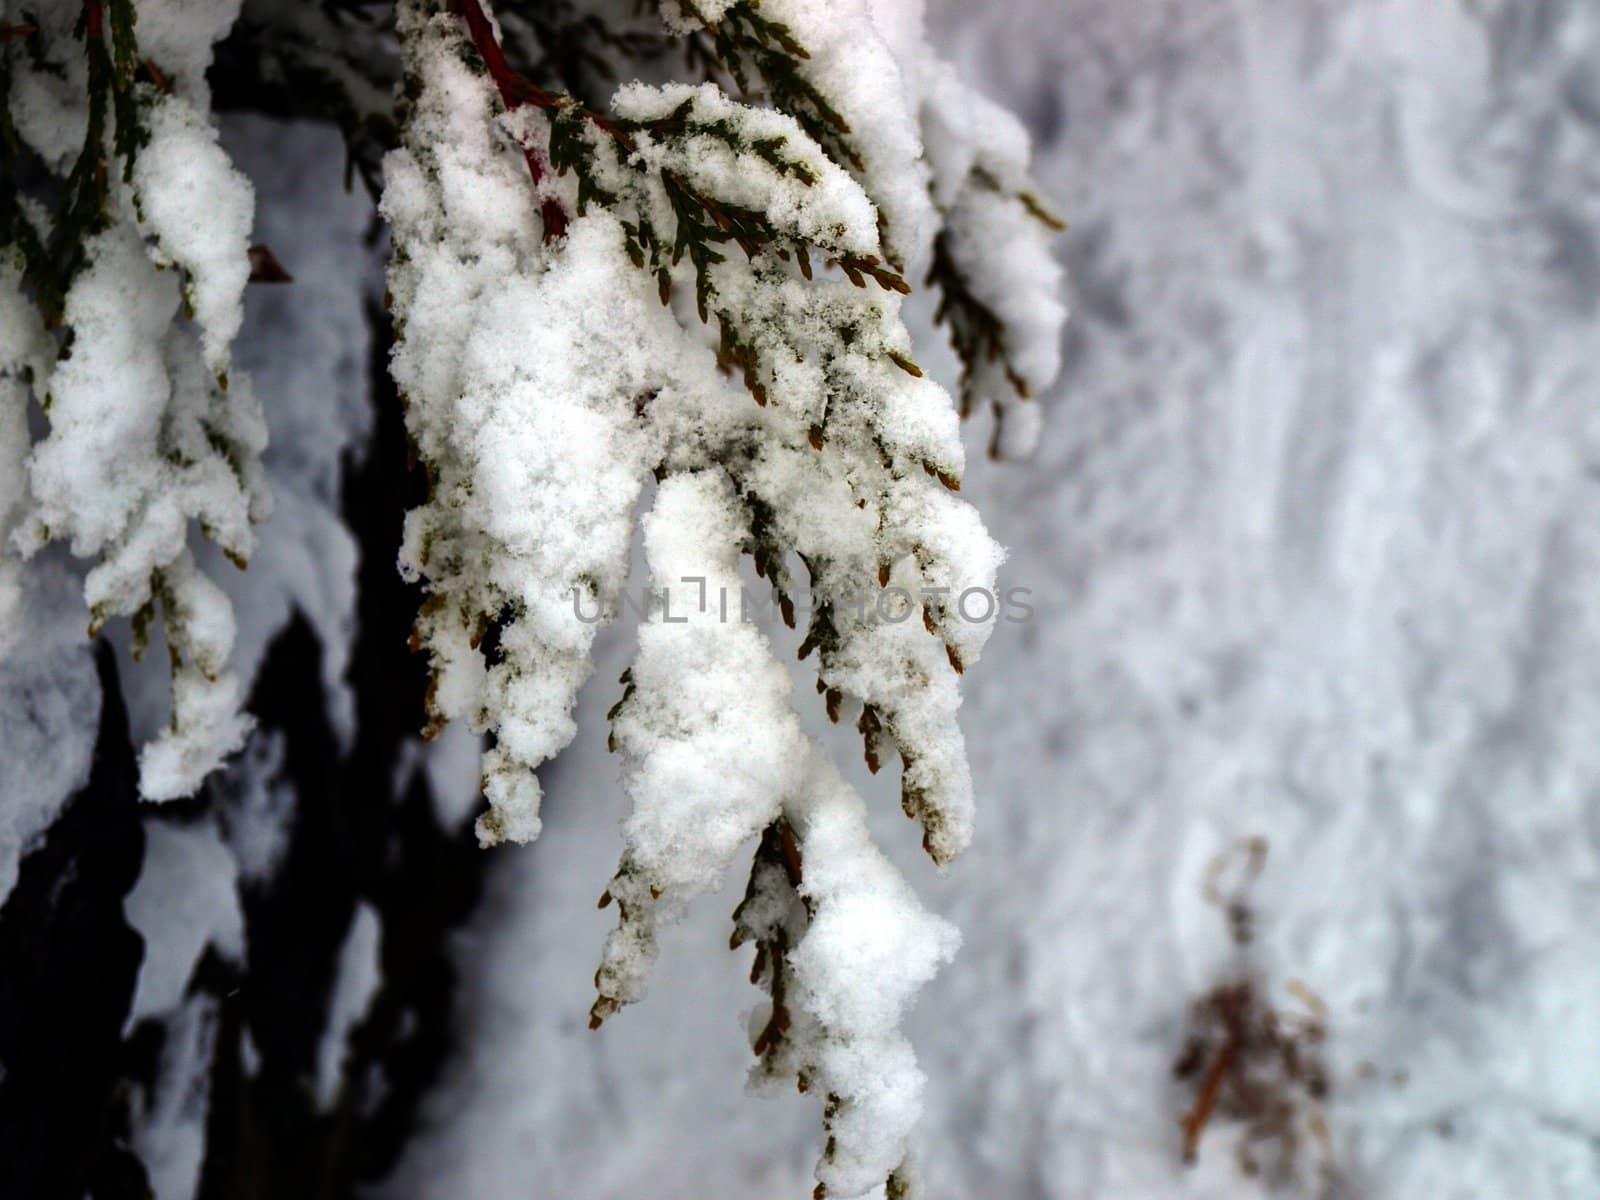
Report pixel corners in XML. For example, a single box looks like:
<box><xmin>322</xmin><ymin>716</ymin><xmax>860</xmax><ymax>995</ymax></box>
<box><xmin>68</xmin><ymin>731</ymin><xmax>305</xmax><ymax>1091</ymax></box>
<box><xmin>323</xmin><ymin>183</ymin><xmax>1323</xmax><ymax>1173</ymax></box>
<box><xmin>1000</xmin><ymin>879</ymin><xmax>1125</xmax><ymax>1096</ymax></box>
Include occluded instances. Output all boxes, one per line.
<box><xmin>10</xmin><ymin>0</ymin><xmax>1598</xmax><ymax>1197</ymax></box>
<box><xmin>372</xmin><ymin>2</ymin><xmax>1600</xmax><ymax>1196</ymax></box>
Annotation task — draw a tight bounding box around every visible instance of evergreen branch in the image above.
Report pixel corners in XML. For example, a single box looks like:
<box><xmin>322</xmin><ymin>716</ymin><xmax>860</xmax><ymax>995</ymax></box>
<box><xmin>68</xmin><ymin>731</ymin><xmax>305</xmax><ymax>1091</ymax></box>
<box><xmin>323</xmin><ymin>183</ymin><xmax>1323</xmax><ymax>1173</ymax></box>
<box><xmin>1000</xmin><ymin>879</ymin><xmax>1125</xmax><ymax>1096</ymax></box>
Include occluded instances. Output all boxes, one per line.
<box><xmin>676</xmin><ymin>0</ymin><xmax>861</xmax><ymax>172</ymax></box>
<box><xmin>0</xmin><ymin>34</ymin><xmax>54</xmax><ymax>305</ymax></box>
<box><xmin>0</xmin><ymin>0</ymin><xmax>148</xmax><ymax>323</ymax></box>
<box><xmin>972</xmin><ymin>164</ymin><xmax>1065</xmax><ymax>231</ymax></box>
<box><xmin>927</xmin><ymin>167</ymin><xmax>1066</xmax><ymax>456</ymax></box>
<box><xmin>446</xmin><ymin>0</ymin><xmax>908</xmax><ymax>413</ymax></box>
<box><xmin>448</xmin><ymin>0</ymin><xmax>568</xmax><ymax>237</ymax></box>
<box><xmin>927</xmin><ymin>228</ymin><xmax>1025</xmax><ymax>418</ymax></box>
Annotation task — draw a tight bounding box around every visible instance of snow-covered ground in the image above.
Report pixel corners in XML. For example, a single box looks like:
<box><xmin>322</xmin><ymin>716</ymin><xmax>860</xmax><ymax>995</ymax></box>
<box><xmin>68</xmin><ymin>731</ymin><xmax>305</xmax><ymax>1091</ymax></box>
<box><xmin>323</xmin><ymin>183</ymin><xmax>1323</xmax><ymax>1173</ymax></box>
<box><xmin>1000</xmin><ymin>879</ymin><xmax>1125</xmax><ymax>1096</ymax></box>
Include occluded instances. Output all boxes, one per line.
<box><xmin>385</xmin><ymin>2</ymin><xmax>1600</xmax><ymax>1197</ymax></box>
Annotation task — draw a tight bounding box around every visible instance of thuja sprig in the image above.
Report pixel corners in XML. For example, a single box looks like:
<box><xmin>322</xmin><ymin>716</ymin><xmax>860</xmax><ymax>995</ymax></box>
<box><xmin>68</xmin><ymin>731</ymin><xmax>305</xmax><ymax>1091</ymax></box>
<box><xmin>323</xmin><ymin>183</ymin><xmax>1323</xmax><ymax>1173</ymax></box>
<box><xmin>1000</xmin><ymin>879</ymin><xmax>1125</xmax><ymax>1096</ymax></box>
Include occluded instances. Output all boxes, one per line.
<box><xmin>0</xmin><ymin>40</ymin><xmax>51</xmax><ymax>297</ymax></box>
<box><xmin>664</xmin><ymin>0</ymin><xmax>1070</xmax><ymax>451</ymax></box>
<box><xmin>448</xmin><ymin>0</ymin><xmax>569</xmax><ymax>236</ymax></box>
<box><xmin>676</xmin><ymin>0</ymin><xmax>859</xmax><ymax>172</ymax></box>
<box><xmin>926</xmin><ymin>229</ymin><xmax>1013</xmax><ymax>419</ymax></box>
<box><xmin>971</xmin><ymin>165</ymin><xmax>1064</xmax><ymax>233</ymax></box>
<box><xmin>449</xmin><ymin>0</ymin><xmax>912</xmax><ymax>416</ymax></box>
<box><xmin>927</xmin><ymin>167</ymin><xmax>1064</xmax><ymax>452</ymax></box>
<box><xmin>1</xmin><ymin>0</ymin><xmax>146</xmax><ymax>323</ymax></box>
<box><xmin>729</xmin><ymin>817</ymin><xmax>804</xmax><ymax>1073</ymax></box>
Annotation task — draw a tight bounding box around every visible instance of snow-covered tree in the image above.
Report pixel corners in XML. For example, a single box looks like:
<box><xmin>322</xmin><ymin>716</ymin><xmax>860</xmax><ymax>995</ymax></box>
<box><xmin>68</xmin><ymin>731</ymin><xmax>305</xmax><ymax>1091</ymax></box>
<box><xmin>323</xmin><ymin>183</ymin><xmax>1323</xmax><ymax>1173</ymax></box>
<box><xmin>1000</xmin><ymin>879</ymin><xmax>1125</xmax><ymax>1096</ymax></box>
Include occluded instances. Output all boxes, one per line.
<box><xmin>0</xmin><ymin>2</ymin><xmax>1063</xmax><ymax>1195</ymax></box>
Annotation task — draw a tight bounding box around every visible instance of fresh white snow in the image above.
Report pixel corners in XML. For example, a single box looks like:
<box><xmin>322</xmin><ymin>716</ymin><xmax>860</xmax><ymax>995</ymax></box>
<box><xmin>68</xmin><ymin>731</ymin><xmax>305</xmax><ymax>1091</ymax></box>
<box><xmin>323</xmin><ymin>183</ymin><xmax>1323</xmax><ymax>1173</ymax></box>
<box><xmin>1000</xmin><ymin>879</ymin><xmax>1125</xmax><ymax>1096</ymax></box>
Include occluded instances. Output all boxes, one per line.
<box><xmin>3</xmin><ymin>1</ymin><xmax>1596</xmax><ymax>1196</ymax></box>
<box><xmin>386</xmin><ymin>1</ymin><xmax>1600</xmax><ymax>1197</ymax></box>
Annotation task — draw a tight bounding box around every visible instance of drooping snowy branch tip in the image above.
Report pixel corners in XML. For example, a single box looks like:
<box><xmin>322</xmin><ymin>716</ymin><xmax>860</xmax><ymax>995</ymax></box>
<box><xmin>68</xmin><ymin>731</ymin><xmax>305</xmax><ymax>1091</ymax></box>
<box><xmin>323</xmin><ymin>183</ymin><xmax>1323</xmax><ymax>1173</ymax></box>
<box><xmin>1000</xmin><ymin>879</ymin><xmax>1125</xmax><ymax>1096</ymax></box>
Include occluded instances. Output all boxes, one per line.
<box><xmin>0</xmin><ymin>0</ymin><xmax>1065</xmax><ymax>1194</ymax></box>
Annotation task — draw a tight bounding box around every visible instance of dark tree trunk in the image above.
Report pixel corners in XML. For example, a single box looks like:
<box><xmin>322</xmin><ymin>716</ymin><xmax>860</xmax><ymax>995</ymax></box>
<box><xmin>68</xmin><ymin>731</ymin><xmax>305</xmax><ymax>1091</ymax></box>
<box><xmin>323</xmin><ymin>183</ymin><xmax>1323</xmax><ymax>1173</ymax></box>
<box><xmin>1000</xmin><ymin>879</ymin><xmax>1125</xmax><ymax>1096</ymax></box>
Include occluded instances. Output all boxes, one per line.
<box><xmin>0</xmin><ymin>645</ymin><xmax>148</xmax><ymax>1200</ymax></box>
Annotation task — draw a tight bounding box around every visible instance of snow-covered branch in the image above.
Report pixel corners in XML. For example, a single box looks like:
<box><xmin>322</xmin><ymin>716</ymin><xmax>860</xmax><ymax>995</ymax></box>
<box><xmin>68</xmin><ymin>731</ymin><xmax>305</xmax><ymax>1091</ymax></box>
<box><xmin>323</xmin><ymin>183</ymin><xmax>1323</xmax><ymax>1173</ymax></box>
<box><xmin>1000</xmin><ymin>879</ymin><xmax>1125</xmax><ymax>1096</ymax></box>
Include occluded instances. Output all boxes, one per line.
<box><xmin>2</xmin><ymin>0</ymin><xmax>265</xmax><ymax>798</ymax></box>
<box><xmin>382</xmin><ymin>1</ymin><xmax>1061</xmax><ymax>1191</ymax></box>
<box><xmin>1</xmin><ymin>0</ymin><xmax>1065</xmax><ymax>1192</ymax></box>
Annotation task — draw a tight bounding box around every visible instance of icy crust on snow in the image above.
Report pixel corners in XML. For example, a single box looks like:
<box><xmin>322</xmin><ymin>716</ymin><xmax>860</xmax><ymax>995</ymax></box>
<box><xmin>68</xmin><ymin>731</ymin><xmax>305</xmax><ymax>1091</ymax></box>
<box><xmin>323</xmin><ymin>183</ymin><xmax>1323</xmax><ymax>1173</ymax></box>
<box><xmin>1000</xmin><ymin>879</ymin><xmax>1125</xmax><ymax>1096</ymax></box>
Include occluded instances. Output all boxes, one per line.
<box><xmin>909</xmin><ymin>1</ymin><xmax>1600</xmax><ymax>1196</ymax></box>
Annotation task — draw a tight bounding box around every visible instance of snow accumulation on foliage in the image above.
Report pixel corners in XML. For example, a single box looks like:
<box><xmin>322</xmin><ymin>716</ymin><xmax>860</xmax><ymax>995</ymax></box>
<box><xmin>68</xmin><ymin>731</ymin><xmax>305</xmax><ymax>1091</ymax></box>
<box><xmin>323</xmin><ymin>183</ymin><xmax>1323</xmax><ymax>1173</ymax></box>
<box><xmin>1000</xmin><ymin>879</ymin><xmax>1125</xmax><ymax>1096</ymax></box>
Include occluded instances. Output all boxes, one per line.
<box><xmin>2</xmin><ymin>0</ymin><xmax>263</xmax><ymax>801</ymax></box>
<box><xmin>1</xmin><ymin>0</ymin><xmax>1064</xmax><ymax>1193</ymax></box>
<box><xmin>379</xmin><ymin>0</ymin><xmax>1062</xmax><ymax>1190</ymax></box>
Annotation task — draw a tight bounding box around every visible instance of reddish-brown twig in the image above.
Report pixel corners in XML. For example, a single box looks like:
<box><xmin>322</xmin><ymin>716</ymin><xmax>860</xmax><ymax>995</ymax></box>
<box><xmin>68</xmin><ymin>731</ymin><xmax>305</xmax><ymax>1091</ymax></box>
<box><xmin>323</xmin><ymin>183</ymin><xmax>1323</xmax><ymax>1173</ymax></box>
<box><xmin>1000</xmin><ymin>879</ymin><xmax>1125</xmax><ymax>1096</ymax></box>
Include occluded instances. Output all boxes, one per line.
<box><xmin>1180</xmin><ymin>982</ymin><xmax>1247</xmax><ymax>1162</ymax></box>
<box><xmin>446</xmin><ymin>0</ymin><xmax>568</xmax><ymax>239</ymax></box>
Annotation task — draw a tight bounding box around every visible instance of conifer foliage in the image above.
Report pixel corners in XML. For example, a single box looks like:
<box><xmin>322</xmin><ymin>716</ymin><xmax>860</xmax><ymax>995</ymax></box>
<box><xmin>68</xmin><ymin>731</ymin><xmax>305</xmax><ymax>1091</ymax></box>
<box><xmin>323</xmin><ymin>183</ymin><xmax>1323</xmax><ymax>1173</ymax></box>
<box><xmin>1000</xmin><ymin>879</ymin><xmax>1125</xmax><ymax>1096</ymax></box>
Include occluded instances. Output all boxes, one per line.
<box><xmin>3</xmin><ymin>0</ymin><xmax>263</xmax><ymax>800</ymax></box>
<box><xmin>1</xmin><ymin>1</ymin><xmax>1064</xmax><ymax>1195</ymax></box>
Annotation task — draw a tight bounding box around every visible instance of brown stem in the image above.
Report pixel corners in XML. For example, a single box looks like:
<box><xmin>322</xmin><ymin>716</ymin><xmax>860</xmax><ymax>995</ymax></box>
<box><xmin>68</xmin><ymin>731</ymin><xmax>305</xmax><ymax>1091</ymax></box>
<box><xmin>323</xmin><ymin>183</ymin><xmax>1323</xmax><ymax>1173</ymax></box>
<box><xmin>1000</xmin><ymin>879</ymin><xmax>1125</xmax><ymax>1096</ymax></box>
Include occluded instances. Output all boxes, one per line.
<box><xmin>446</xmin><ymin>0</ymin><xmax>568</xmax><ymax>239</ymax></box>
<box><xmin>1181</xmin><ymin>1038</ymin><xmax>1236</xmax><ymax>1164</ymax></box>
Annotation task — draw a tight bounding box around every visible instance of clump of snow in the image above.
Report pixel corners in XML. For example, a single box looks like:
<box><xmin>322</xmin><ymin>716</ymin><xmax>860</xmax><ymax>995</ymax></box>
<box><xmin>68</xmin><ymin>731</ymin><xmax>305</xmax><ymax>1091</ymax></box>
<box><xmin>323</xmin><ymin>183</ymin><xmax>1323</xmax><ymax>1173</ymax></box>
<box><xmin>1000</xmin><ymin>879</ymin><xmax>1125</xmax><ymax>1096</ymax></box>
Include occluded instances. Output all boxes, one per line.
<box><xmin>595</xmin><ymin>471</ymin><xmax>806</xmax><ymax>1017</ymax></box>
<box><xmin>756</xmin><ymin>0</ymin><xmax>936</xmax><ymax>268</ymax></box>
<box><xmin>658</xmin><ymin>0</ymin><xmax>734</xmax><ymax>33</ymax></box>
<box><xmin>133</xmin><ymin>91</ymin><xmax>256</xmax><ymax>372</ymax></box>
<box><xmin>383</xmin><ymin>8</ymin><xmax>670</xmax><ymax>845</ymax></box>
<box><xmin>124</xmin><ymin>819</ymin><xmax>244</xmax><ymax>1024</ymax></box>
<box><xmin>610</xmin><ymin>81</ymin><xmax>881</xmax><ymax>259</ymax></box>
<box><xmin>3</xmin><ymin>3</ymin><xmax>267</xmax><ymax>801</ymax></box>
<box><xmin>101</xmin><ymin>570</ymin><xmax>253</xmax><ymax>801</ymax></box>
<box><xmin>317</xmin><ymin>901</ymin><xmax>384</xmax><ymax>1109</ymax></box>
<box><xmin>0</xmin><ymin>263</ymin><xmax>53</xmax><ymax>652</ymax></box>
<box><xmin>20</xmin><ymin>226</ymin><xmax>266</xmax><ymax>801</ymax></box>
<box><xmin>133</xmin><ymin>0</ymin><xmax>245</xmax><ymax>104</ymax></box>
<box><xmin>784</xmin><ymin>751</ymin><xmax>960</xmax><ymax>1197</ymax></box>
<box><xmin>920</xmin><ymin>62</ymin><xmax>1066</xmax><ymax>458</ymax></box>
<box><xmin>0</xmin><ymin>564</ymin><xmax>102</xmax><ymax>908</ymax></box>
<box><xmin>4</xmin><ymin>4</ymin><xmax>91</xmax><ymax>172</ymax></box>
